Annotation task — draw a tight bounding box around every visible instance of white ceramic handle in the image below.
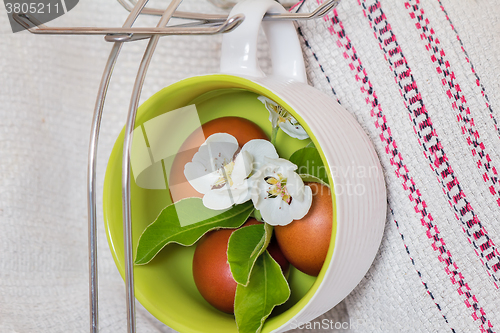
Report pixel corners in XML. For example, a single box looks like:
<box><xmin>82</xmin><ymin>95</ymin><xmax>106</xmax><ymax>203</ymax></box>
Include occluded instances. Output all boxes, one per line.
<box><xmin>220</xmin><ymin>0</ymin><xmax>307</xmax><ymax>83</ymax></box>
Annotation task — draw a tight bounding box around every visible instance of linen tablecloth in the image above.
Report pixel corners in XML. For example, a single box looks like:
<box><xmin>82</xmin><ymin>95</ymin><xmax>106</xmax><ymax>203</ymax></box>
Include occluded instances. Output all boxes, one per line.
<box><xmin>1</xmin><ymin>0</ymin><xmax>499</xmax><ymax>332</ymax></box>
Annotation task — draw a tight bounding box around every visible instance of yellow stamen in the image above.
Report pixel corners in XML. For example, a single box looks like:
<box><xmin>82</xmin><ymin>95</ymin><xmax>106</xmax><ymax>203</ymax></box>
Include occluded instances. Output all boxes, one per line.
<box><xmin>212</xmin><ymin>161</ymin><xmax>235</xmax><ymax>189</ymax></box>
<box><xmin>265</xmin><ymin>174</ymin><xmax>292</xmax><ymax>205</ymax></box>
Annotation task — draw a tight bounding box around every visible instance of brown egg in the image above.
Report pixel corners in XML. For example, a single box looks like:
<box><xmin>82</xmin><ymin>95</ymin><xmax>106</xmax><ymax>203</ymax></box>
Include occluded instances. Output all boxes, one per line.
<box><xmin>192</xmin><ymin>227</ymin><xmax>237</xmax><ymax>314</ymax></box>
<box><xmin>274</xmin><ymin>183</ymin><xmax>333</xmax><ymax>276</ymax></box>
<box><xmin>192</xmin><ymin>218</ymin><xmax>289</xmax><ymax>313</ymax></box>
<box><xmin>267</xmin><ymin>236</ymin><xmax>290</xmax><ymax>273</ymax></box>
<box><xmin>169</xmin><ymin>117</ymin><xmax>268</xmax><ymax>202</ymax></box>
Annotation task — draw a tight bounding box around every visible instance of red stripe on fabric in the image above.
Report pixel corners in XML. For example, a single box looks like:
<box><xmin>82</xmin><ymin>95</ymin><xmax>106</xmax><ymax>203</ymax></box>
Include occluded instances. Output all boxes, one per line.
<box><xmin>436</xmin><ymin>0</ymin><xmax>500</xmax><ymax>137</ymax></box>
<box><xmin>296</xmin><ymin>26</ymin><xmax>340</xmax><ymax>103</ymax></box>
<box><xmin>406</xmin><ymin>0</ymin><xmax>500</xmax><ymax>208</ymax></box>
<box><xmin>308</xmin><ymin>0</ymin><xmax>454</xmax><ymax>329</ymax></box>
<box><xmin>403</xmin><ymin>0</ymin><xmax>500</xmax><ymax>288</ymax></box>
<box><xmin>289</xmin><ymin>0</ymin><xmax>304</xmax><ymax>12</ymax></box>
<box><xmin>355</xmin><ymin>0</ymin><xmax>495</xmax><ymax>330</ymax></box>
<box><xmin>314</xmin><ymin>0</ymin><xmax>495</xmax><ymax>330</ymax></box>
<box><xmin>292</xmin><ymin>0</ymin><xmax>340</xmax><ymax>101</ymax></box>
<box><xmin>392</xmin><ymin>211</ymin><xmax>456</xmax><ymax>332</ymax></box>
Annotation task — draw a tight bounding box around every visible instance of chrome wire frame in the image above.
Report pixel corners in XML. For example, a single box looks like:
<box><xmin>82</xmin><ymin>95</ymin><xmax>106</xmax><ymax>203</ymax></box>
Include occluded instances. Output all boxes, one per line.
<box><xmin>12</xmin><ymin>0</ymin><xmax>340</xmax><ymax>39</ymax></box>
<box><xmin>118</xmin><ymin>0</ymin><xmax>340</xmax><ymax>21</ymax></box>
<box><xmin>12</xmin><ymin>0</ymin><xmax>343</xmax><ymax>332</ymax></box>
<box><xmin>121</xmin><ymin>0</ymin><xmax>186</xmax><ymax>331</ymax></box>
<box><xmin>12</xmin><ymin>13</ymin><xmax>244</xmax><ymax>39</ymax></box>
<box><xmin>87</xmin><ymin>1</ymin><xmax>150</xmax><ymax>332</ymax></box>
<box><xmin>118</xmin><ymin>0</ymin><xmax>340</xmax><ymax>22</ymax></box>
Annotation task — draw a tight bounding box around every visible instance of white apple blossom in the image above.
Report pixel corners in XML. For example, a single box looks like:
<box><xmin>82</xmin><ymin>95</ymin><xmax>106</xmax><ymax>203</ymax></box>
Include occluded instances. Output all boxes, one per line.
<box><xmin>258</xmin><ymin>96</ymin><xmax>309</xmax><ymax>140</ymax></box>
<box><xmin>251</xmin><ymin>158</ymin><xmax>312</xmax><ymax>226</ymax></box>
<box><xmin>184</xmin><ymin>133</ymin><xmax>278</xmax><ymax>210</ymax></box>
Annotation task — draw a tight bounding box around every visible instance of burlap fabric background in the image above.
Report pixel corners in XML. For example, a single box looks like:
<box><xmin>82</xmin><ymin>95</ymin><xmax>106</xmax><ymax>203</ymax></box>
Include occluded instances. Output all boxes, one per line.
<box><xmin>1</xmin><ymin>0</ymin><xmax>499</xmax><ymax>332</ymax></box>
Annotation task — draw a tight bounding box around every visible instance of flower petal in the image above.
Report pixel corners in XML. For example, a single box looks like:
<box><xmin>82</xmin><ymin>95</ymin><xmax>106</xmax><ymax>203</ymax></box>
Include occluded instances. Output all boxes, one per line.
<box><xmin>194</xmin><ymin>133</ymin><xmax>239</xmax><ymax>170</ymax></box>
<box><xmin>279</xmin><ymin>121</ymin><xmax>309</xmax><ymax>140</ymax></box>
<box><xmin>257</xmin><ymin>96</ymin><xmax>275</xmax><ymax>106</ymax></box>
<box><xmin>289</xmin><ymin>185</ymin><xmax>313</xmax><ymax>220</ymax></box>
<box><xmin>202</xmin><ymin>180</ymin><xmax>252</xmax><ymax>210</ymax></box>
<box><xmin>191</xmin><ymin>142</ymin><xmax>238</xmax><ymax>172</ymax></box>
<box><xmin>250</xmin><ymin>176</ymin><xmax>265</xmax><ymax>208</ymax></box>
<box><xmin>262</xmin><ymin>157</ymin><xmax>298</xmax><ymax>172</ymax></box>
<box><xmin>202</xmin><ymin>132</ymin><xmax>238</xmax><ymax>147</ymax></box>
<box><xmin>258</xmin><ymin>197</ymin><xmax>294</xmax><ymax>226</ymax></box>
<box><xmin>202</xmin><ymin>188</ymin><xmax>235</xmax><ymax>210</ymax></box>
<box><xmin>230</xmin><ymin>179</ymin><xmax>253</xmax><ymax>205</ymax></box>
<box><xmin>241</xmin><ymin>139</ymin><xmax>279</xmax><ymax>171</ymax></box>
<box><xmin>258</xmin><ymin>96</ymin><xmax>279</xmax><ymax>128</ymax></box>
<box><xmin>184</xmin><ymin>162</ymin><xmax>220</xmax><ymax>194</ymax></box>
<box><xmin>232</xmin><ymin>150</ymin><xmax>253</xmax><ymax>184</ymax></box>
<box><xmin>286</xmin><ymin>171</ymin><xmax>305</xmax><ymax>201</ymax></box>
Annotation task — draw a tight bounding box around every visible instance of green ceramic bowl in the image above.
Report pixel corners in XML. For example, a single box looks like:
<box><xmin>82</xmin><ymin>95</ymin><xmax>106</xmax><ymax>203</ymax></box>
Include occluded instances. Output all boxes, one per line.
<box><xmin>103</xmin><ymin>74</ymin><xmax>336</xmax><ymax>332</ymax></box>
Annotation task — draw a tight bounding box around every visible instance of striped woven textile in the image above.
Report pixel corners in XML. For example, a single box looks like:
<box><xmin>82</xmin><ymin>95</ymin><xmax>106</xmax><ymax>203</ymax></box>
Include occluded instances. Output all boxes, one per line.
<box><xmin>295</xmin><ymin>0</ymin><xmax>500</xmax><ymax>332</ymax></box>
<box><xmin>1</xmin><ymin>0</ymin><xmax>499</xmax><ymax>332</ymax></box>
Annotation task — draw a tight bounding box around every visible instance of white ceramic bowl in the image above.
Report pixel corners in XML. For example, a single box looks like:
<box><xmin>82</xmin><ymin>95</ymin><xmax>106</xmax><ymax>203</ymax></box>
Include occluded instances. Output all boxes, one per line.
<box><xmin>104</xmin><ymin>0</ymin><xmax>386</xmax><ymax>331</ymax></box>
<box><xmin>220</xmin><ymin>1</ymin><xmax>387</xmax><ymax>330</ymax></box>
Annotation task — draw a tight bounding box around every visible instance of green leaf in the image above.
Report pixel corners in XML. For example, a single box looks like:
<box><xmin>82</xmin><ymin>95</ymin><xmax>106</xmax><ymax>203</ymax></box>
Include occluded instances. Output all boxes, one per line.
<box><xmin>227</xmin><ymin>223</ymin><xmax>273</xmax><ymax>286</ymax></box>
<box><xmin>289</xmin><ymin>146</ymin><xmax>329</xmax><ymax>185</ymax></box>
<box><xmin>299</xmin><ymin>174</ymin><xmax>330</xmax><ymax>188</ymax></box>
<box><xmin>250</xmin><ymin>209</ymin><xmax>263</xmax><ymax>222</ymax></box>
<box><xmin>234</xmin><ymin>251</ymin><xmax>290</xmax><ymax>333</ymax></box>
<box><xmin>305</xmin><ymin>141</ymin><xmax>316</xmax><ymax>148</ymax></box>
<box><xmin>135</xmin><ymin>198</ymin><xmax>254</xmax><ymax>264</ymax></box>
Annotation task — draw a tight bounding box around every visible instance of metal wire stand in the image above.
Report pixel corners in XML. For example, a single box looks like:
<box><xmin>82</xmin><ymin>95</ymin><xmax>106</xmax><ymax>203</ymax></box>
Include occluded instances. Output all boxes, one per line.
<box><xmin>14</xmin><ymin>0</ymin><xmax>340</xmax><ymax>331</ymax></box>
